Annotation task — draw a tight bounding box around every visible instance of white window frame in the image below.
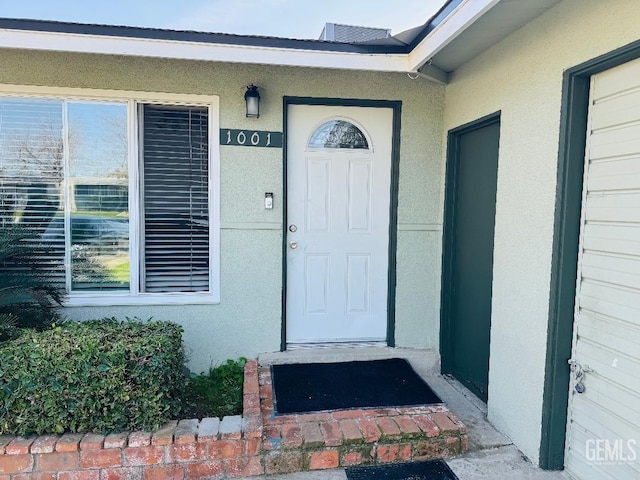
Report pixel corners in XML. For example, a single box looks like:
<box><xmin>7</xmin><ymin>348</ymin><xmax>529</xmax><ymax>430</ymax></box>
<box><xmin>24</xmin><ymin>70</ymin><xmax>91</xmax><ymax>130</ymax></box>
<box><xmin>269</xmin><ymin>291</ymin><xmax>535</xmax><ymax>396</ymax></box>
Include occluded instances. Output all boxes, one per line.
<box><xmin>0</xmin><ymin>84</ymin><xmax>221</xmax><ymax>306</ymax></box>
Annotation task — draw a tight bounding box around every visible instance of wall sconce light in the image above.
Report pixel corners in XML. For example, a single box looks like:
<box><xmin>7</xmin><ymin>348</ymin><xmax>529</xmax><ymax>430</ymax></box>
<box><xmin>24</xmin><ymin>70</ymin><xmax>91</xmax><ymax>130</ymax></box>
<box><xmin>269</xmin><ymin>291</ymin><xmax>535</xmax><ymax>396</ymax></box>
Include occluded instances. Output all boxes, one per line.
<box><xmin>244</xmin><ymin>84</ymin><xmax>260</xmax><ymax>118</ymax></box>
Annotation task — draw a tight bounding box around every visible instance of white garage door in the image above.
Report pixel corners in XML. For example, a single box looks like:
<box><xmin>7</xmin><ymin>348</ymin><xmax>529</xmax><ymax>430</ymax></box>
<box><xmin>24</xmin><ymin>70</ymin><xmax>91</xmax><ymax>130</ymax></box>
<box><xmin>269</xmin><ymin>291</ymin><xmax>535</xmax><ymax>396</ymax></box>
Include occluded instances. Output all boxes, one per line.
<box><xmin>564</xmin><ymin>57</ymin><xmax>640</xmax><ymax>479</ymax></box>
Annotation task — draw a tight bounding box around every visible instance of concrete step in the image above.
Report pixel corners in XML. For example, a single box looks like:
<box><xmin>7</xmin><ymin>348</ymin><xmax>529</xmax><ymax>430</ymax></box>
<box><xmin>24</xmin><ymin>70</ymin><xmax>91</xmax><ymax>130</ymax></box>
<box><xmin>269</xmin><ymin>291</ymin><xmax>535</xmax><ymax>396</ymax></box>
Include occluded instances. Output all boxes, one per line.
<box><xmin>258</xmin><ymin>347</ymin><xmax>441</xmax><ymax>377</ymax></box>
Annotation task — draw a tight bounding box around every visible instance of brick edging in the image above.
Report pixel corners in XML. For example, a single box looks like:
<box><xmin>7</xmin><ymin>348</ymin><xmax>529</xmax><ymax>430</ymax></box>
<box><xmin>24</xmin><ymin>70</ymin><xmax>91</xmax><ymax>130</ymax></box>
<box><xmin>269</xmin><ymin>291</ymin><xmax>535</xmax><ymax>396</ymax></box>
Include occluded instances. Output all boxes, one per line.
<box><xmin>0</xmin><ymin>359</ymin><xmax>264</xmax><ymax>479</ymax></box>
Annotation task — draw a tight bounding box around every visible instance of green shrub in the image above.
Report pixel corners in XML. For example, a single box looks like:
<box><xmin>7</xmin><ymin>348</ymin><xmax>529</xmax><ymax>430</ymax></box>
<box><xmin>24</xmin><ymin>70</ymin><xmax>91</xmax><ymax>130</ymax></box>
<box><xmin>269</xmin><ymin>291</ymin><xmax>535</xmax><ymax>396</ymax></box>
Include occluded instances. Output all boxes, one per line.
<box><xmin>0</xmin><ymin>225</ymin><xmax>65</xmax><ymax>342</ymax></box>
<box><xmin>183</xmin><ymin>358</ymin><xmax>247</xmax><ymax>419</ymax></box>
<box><xmin>0</xmin><ymin>318</ymin><xmax>185</xmax><ymax>435</ymax></box>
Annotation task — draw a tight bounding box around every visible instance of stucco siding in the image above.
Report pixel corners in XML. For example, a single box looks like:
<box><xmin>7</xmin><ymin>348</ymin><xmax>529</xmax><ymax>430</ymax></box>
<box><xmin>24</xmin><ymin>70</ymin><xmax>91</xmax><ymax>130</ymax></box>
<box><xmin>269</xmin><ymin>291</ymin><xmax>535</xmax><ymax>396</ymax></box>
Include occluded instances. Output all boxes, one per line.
<box><xmin>0</xmin><ymin>50</ymin><xmax>444</xmax><ymax>372</ymax></box>
<box><xmin>395</xmin><ymin>230</ymin><xmax>442</xmax><ymax>350</ymax></box>
<box><xmin>442</xmin><ymin>0</ymin><xmax>640</xmax><ymax>464</ymax></box>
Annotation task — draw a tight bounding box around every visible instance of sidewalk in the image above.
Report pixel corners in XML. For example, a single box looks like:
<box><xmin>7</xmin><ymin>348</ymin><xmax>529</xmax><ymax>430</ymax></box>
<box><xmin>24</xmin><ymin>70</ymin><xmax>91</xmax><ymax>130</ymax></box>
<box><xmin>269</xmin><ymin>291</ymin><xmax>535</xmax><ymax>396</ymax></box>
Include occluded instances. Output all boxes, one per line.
<box><xmin>239</xmin><ymin>349</ymin><xmax>566</xmax><ymax>480</ymax></box>
<box><xmin>243</xmin><ymin>444</ymin><xmax>565</xmax><ymax>479</ymax></box>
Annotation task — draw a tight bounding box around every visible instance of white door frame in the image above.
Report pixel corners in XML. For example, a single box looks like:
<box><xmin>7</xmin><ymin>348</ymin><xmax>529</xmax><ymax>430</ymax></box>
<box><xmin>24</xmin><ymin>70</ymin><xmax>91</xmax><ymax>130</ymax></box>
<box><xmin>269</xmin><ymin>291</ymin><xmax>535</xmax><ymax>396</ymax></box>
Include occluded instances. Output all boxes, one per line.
<box><xmin>281</xmin><ymin>97</ymin><xmax>402</xmax><ymax>350</ymax></box>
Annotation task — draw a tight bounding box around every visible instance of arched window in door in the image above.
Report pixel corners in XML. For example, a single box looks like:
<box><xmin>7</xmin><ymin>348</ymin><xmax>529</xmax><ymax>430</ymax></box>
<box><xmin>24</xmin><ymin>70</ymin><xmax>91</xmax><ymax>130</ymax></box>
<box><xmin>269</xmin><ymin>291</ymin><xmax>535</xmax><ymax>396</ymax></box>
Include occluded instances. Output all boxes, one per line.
<box><xmin>307</xmin><ymin>119</ymin><xmax>369</xmax><ymax>149</ymax></box>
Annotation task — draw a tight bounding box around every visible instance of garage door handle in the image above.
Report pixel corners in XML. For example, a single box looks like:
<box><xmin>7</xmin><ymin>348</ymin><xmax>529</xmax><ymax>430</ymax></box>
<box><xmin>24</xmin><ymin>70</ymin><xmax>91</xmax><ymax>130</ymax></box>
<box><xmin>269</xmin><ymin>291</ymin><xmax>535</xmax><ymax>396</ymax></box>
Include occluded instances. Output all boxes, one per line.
<box><xmin>568</xmin><ymin>359</ymin><xmax>594</xmax><ymax>376</ymax></box>
<box><xmin>568</xmin><ymin>359</ymin><xmax>593</xmax><ymax>394</ymax></box>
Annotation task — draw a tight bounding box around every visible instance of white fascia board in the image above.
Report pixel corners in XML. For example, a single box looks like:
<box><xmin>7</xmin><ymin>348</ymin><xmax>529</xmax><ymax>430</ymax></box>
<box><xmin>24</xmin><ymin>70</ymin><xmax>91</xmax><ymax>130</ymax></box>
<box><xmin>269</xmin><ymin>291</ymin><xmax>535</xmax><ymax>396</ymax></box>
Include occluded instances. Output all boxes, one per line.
<box><xmin>408</xmin><ymin>0</ymin><xmax>501</xmax><ymax>72</ymax></box>
<box><xmin>0</xmin><ymin>29</ymin><xmax>411</xmax><ymax>73</ymax></box>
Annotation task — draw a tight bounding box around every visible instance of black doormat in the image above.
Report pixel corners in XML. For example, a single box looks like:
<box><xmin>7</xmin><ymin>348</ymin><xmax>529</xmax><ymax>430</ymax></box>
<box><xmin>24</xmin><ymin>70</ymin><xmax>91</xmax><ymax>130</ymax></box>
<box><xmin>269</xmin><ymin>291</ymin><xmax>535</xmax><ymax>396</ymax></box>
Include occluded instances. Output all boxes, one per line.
<box><xmin>346</xmin><ymin>459</ymin><xmax>458</xmax><ymax>480</ymax></box>
<box><xmin>271</xmin><ymin>358</ymin><xmax>442</xmax><ymax>415</ymax></box>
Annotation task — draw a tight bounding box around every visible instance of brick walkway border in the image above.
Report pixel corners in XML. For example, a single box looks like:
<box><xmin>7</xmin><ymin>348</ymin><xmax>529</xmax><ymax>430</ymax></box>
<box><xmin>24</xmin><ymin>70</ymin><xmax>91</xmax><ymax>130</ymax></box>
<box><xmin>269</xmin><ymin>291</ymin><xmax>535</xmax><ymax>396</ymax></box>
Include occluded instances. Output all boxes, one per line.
<box><xmin>0</xmin><ymin>359</ymin><xmax>467</xmax><ymax>479</ymax></box>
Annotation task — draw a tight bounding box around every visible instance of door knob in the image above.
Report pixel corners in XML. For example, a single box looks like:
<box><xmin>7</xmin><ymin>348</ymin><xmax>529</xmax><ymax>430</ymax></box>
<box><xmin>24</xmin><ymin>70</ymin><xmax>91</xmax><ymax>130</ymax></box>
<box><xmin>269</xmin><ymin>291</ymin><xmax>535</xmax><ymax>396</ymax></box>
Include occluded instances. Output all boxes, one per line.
<box><xmin>289</xmin><ymin>241</ymin><xmax>298</xmax><ymax>249</ymax></box>
<box><xmin>289</xmin><ymin>224</ymin><xmax>297</xmax><ymax>232</ymax></box>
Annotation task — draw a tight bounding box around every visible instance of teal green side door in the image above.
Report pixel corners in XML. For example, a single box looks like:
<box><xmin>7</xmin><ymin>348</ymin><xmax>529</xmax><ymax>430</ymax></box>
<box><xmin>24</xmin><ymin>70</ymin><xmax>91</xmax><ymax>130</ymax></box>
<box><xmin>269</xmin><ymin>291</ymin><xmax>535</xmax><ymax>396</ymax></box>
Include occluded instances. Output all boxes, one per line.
<box><xmin>441</xmin><ymin>114</ymin><xmax>500</xmax><ymax>402</ymax></box>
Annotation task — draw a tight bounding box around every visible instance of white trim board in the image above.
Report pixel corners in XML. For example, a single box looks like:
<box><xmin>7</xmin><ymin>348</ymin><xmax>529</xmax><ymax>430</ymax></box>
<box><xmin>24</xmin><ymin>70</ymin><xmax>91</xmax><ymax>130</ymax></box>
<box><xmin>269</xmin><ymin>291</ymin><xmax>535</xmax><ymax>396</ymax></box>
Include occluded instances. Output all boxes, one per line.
<box><xmin>0</xmin><ymin>28</ymin><xmax>411</xmax><ymax>73</ymax></box>
<box><xmin>408</xmin><ymin>0</ymin><xmax>500</xmax><ymax>72</ymax></box>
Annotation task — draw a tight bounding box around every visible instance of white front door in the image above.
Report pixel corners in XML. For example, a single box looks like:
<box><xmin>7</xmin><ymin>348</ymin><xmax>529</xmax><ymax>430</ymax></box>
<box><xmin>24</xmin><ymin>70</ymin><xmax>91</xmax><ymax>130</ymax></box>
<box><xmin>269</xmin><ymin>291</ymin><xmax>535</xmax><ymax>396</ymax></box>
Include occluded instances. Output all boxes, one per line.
<box><xmin>286</xmin><ymin>104</ymin><xmax>393</xmax><ymax>345</ymax></box>
<box><xmin>564</xmin><ymin>57</ymin><xmax>640</xmax><ymax>480</ymax></box>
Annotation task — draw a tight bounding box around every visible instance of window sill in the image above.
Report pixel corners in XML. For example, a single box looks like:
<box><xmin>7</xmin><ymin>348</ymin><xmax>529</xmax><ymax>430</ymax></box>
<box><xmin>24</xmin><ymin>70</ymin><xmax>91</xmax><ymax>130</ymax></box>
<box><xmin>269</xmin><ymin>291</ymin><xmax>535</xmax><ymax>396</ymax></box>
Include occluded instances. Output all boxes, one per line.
<box><xmin>63</xmin><ymin>293</ymin><xmax>221</xmax><ymax>307</ymax></box>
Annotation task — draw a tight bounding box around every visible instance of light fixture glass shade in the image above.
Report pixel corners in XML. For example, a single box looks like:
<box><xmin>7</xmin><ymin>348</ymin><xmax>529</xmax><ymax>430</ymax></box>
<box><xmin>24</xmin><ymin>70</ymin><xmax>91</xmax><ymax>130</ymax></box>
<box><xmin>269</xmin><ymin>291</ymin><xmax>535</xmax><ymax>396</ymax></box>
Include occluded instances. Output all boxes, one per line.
<box><xmin>244</xmin><ymin>85</ymin><xmax>260</xmax><ymax>118</ymax></box>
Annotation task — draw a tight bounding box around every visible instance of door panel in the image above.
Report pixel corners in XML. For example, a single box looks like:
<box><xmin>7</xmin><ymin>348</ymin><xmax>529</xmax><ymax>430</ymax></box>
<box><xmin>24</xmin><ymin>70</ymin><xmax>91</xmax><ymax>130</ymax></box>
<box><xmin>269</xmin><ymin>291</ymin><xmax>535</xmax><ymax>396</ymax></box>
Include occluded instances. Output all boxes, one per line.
<box><xmin>442</xmin><ymin>116</ymin><xmax>500</xmax><ymax>402</ymax></box>
<box><xmin>348</xmin><ymin>160</ymin><xmax>372</xmax><ymax>232</ymax></box>
<box><xmin>346</xmin><ymin>254</ymin><xmax>370</xmax><ymax>314</ymax></box>
<box><xmin>286</xmin><ymin>105</ymin><xmax>392</xmax><ymax>345</ymax></box>
<box><xmin>564</xmin><ymin>57</ymin><xmax>640</xmax><ymax>480</ymax></box>
<box><xmin>306</xmin><ymin>159</ymin><xmax>330</xmax><ymax>231</ymax></box>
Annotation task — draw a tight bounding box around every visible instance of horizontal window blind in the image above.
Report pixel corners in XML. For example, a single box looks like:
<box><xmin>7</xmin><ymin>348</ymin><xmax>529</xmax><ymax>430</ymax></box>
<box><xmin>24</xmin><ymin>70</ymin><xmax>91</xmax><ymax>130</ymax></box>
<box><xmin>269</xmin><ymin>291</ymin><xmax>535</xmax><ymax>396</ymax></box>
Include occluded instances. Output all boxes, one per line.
<box><xmin>0</xmin><ymin>98</ymin><xmax>66</xmax><ymax>286</ymax></box>
<box><xmin>141</xmin><ymin>105</ymin><xmax>209</xmax><ymax>293</ymax></box>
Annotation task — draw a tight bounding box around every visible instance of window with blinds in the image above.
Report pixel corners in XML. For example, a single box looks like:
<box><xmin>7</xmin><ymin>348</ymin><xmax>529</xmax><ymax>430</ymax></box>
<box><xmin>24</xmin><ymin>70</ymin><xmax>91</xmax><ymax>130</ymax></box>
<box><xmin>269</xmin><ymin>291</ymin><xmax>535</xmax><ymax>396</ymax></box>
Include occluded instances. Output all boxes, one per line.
<box><xmin>0</xmin><ymin>94</ymin><xmax>215</xmax><ymax>302</ymax></box>
<box><xmin>141</xmin><ymin>105</ymin><xmax>210</xmax><ymax>293</ymax></box>
<box><xmin>0</xmin><ymin>98</ymin><xmax>66</xmax><ymax>286</ymax></box>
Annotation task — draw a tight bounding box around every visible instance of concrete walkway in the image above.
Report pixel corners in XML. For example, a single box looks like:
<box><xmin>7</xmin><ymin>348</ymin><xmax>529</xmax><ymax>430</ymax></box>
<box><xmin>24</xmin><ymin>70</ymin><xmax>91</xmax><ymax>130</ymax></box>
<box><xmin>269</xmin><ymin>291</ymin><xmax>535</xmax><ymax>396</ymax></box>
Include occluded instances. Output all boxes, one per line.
<box><xmin>242</xmin><ymin>348</ymin><xmax>566</xmax><ymax>479</ymax></box>
<box><xmin>245</xmin><ymin>444</ymin><xmax>565</xmax><ymax>479</ymax></box>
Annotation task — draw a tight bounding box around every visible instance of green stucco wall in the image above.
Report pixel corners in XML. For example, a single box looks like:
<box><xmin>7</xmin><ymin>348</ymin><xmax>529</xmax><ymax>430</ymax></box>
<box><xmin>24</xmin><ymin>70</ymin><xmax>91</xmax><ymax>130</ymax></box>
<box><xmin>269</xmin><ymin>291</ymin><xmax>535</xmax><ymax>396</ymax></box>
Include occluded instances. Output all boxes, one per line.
<box><xmin>442</xmin><ymin>0</ymin><xmax>640</xmax><ymax>465</ymax></box>
<box><xmin>0</xmin><ymin>50</ymin><xmax>445</xmax><ymax>372</ymax></box>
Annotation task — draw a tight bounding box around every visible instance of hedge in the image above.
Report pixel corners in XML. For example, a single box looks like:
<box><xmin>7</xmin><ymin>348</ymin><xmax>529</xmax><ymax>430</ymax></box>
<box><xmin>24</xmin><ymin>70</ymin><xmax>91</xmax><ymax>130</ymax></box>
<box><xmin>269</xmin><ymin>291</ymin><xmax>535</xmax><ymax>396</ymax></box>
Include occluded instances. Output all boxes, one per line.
<box><xmin>0</xmin><ymin>318</ymin><xmax>185</xmax><ymax>435</ymax></box>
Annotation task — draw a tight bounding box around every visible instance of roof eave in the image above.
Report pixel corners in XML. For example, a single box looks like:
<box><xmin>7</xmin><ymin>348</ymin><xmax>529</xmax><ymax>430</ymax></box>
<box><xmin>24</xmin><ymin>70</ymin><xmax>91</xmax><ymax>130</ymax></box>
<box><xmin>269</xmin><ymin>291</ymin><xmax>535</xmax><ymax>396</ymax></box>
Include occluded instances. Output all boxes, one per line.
<box><xmin>0</xmin><ymin>17</ymin><xmax>415</xmax><ymax>53</ymax></box>
<box><xmin>0</xmin><ymin>28</ymin><xmax>412</xmax><ymax>73</ymax></box>
<box><xmin>408</xmin><ymin>0</ymin><xmax>501</xmax><ymax>72</ymax></box>
<box><xmin>0</xmin><ymin>1</ymin><xmax>504</xmax><ymax>80</ymax></box>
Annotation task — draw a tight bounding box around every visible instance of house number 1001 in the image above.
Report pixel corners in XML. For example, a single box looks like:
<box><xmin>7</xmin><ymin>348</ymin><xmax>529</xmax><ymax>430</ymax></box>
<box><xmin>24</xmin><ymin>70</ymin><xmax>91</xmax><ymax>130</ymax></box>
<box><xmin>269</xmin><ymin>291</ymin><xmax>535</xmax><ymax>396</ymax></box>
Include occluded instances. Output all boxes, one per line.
<box><xmin>227</xmin><ymin>130</ymin><xmax>269</xmax><ymax>146</ymax></box>
<box><xmin>220</xmin><ymin>129</ymin><xmax>283</xmax><ymax>148</ymax></box>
